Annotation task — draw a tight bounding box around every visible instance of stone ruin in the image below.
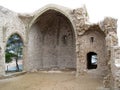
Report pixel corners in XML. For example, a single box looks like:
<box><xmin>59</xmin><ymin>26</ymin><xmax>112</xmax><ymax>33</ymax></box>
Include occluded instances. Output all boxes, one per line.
<box><xmin>0</xmin><ymin>4</ymin><xmax>120</xmax><ymax>89</ymax></box>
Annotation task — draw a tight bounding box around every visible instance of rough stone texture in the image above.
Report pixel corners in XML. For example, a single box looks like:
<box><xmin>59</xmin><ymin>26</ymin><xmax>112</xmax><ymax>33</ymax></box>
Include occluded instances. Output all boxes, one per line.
<box><xmin>99</xmin><ymin>17</ymin><xmax>118</xmax><ymax>47</ymax></box>
<box><xmin>0</xmin><ymin>4</ymin><xmax>120</xmax><ymax>89</ymax></box>
<box><xmin>0</xmin><ymin>6</ymin><xmax>26</xmax><ymax>76</ymax></box>
<box><xmin>72</xmin><ymin>6</ymin><xmax>89</xmax><ymax>35</ymax></box>
<box><xmin>110</xmin><ymin>46</ymin><xmax>120</xmax><ymax>89</ymax></box>
<box><xmin>26</xmin><ymin>10</ymin><xmax>76</xmax><ymax>70</ymax></box>
<box><xmin>99</xmin><ymin>17</ymin><xmax>119</xmax><ymax>89</ymax></box>
<box><xmin>77</xmin><ymin>25</ymin><xmax>107</xmax><ymax>75</ymax></box>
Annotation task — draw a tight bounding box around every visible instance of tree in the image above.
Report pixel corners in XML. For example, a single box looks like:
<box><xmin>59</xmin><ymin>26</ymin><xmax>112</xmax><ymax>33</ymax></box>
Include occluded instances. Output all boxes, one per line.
<box><xmin>5</xmin><ymin>52</ymin><xmax>15</xmax><ymax>63</ymax></box>
<box><xmin>5</xmin><ymin>34</ymin><xmax>23</xmax><ymax>71</ymax></box>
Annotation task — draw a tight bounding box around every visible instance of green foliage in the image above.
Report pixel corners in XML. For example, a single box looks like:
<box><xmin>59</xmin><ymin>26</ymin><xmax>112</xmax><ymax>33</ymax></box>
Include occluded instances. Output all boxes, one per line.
<box><xmin>5</xmin><ymin>33</ymin><xmax>23</xmax><ymax>63</ymax></box>
<box><xmin>5</xmin><ymin>52</ymin><xmax>16</xmax><ymax>63</ymax></box>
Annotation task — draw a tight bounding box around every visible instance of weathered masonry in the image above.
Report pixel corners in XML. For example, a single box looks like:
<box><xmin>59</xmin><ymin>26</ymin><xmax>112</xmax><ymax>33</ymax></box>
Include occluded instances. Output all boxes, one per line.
<box><xmin>0</xmin><ymin>4</ymin><xmax>120</xmax><ymax>89</ymax></box>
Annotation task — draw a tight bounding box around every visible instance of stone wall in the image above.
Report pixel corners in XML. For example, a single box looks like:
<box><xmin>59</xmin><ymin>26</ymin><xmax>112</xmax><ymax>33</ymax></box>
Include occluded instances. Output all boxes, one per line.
<box><xmin>110</xmin><ymin>46</ymin><xmax>120</xmax><ymax>89</ymax></box>
<box><xmin>0</xmin><ymin>4</ymin><xmax>120</xmax><ymax>89</ymax></box>
<box><xmin>71</xmin><ymin>6</ymin><xmax>89</xmax><ymax>76</ymax></box>
<box><xmin>26</xmin><ymin>10</ymin><xmax>76</xmax><ymax>71</ymax></box>
<box><xmin>99</xmin><ymin>17</ymin><xmax>119</xmax><ymax>88</ymax></box>
<box><xmin>77</xmin><ymin>26</ymin><xmax>107</xmax><ymax>75</ymax></box>
<box><xmin>0</xmin><ymin>6</ymin><xmax>26</xmax><ymax>75</ymax></box>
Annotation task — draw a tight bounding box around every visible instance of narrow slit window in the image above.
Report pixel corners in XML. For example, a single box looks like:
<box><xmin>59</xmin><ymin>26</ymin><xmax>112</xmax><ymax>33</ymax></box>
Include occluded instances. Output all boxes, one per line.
<box><xmin>90</xmin><ymin>37</ymin><xmax>94</xmax><ymax>43</ymax></box>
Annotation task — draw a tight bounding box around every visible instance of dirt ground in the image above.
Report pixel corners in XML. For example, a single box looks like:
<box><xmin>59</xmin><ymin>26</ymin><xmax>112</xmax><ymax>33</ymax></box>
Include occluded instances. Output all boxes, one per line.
<box><xmin>0</xmin><ymin>71</ymin><xmax>109</xmax><ymax>90</ymax></box>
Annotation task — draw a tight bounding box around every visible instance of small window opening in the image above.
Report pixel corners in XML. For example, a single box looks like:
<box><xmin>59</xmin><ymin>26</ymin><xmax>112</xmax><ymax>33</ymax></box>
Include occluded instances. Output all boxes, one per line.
<box><xmin>87</xmin><ymin>52</ymin><xmax>97</xmax><ymax>69</ymax></box>
<box><xmin>90</xmin><ymin>37</ymin><xmax>94</xmax><ymax>43</ymax></box>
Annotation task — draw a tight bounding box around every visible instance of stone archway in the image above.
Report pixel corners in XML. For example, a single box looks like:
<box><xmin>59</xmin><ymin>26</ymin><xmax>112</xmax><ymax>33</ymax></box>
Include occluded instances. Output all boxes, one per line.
<box><xmin>27</xmin><ymin>9</ymin><xmax>76</xmax><ymax>71</ymax></box>
<box><xmin>5</xmin><ymin>33</ymin><xmax>24</xmax><ymax>72</ymax></box>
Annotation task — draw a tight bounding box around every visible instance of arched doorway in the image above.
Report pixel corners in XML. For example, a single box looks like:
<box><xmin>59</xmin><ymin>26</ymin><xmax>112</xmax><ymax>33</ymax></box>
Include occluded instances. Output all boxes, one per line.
<box><xmin>87</xmin><ymin>52</ymin><xmax>97</xmax><ymax>69</ymax></box>
<box><xmin>27</xmin><ymin>9</ymin><xmax>76</xmax><ymax>70</ymax></box>
<box><xmin>5</xmin><ymin>33</ymin><xmax>23</xmax><ymax>73</ymax></box>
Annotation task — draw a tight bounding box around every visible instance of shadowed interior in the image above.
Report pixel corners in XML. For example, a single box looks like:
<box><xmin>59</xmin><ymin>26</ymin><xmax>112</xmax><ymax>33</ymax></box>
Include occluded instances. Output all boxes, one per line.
<box><xmin>27</xmin><ymin>10</ymin><xmax>76</xmax><ymax>70</ymax></box>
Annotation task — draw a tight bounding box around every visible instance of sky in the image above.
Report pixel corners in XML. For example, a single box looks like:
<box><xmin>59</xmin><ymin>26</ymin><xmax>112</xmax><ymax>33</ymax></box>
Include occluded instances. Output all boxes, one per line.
<box><xmin>0</xmin><ymin>0</ymin><xmax>120</xmax><ymax>45</ymax></box>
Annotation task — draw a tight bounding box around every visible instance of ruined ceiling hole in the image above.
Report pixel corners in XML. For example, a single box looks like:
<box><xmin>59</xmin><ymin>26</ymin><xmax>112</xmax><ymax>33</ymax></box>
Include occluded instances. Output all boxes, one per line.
<box><xmin>87</xmin><ymin>52</ymin><xmax>97</xmax><ymax>69</ymax></box>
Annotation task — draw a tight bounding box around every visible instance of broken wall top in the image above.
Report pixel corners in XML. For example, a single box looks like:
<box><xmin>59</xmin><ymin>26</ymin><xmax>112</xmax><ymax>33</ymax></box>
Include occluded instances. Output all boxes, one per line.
<box><xmin>0</xmin><ymin>4</ymin><xmax>118</xmax><ymax>46</ymax></box>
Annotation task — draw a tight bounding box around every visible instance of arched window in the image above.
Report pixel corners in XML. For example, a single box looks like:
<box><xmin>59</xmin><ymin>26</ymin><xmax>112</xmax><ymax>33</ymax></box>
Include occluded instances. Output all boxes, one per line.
<box><xmin>5</xmin><ymin>33</ymin><xmax>23</xmax><ymax>72</ymax></box>
<box><xmin>87</xmin><ymin>52</ymin><xmax>97</xmax><ymax>69</ymax></box>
